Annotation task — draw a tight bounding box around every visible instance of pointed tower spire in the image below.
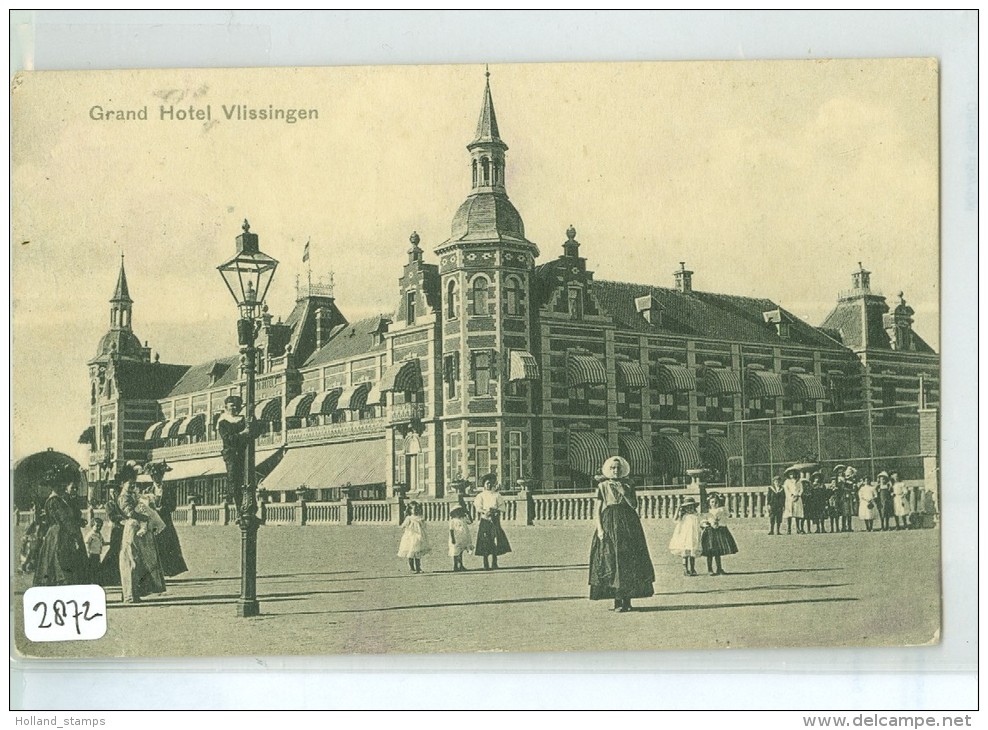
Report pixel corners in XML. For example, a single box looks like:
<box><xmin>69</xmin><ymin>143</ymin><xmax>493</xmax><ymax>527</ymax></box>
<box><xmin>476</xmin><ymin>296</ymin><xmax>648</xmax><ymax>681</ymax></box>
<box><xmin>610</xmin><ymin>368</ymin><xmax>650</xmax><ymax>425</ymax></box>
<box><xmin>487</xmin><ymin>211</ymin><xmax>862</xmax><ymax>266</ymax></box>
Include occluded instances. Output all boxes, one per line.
<box><xmin>112</xmin><ymin>254</ymin><xmax>132</xmax><ymax>303</ymax></box>
<box><xmin>473</xmin><ymin>66</ymin><xmax>502</xmax><ymax>146</ymax></box>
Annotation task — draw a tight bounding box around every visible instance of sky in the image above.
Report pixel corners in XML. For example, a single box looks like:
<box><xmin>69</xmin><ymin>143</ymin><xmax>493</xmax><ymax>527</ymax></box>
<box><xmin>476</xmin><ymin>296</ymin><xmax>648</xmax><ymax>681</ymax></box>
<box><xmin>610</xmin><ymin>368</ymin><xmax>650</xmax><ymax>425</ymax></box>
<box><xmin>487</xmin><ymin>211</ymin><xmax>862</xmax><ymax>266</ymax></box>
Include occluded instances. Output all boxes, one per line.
<box><xmin>11</xmin><ymin>59</ymin><xmax>940</xmax><ymax>462</ymax></box>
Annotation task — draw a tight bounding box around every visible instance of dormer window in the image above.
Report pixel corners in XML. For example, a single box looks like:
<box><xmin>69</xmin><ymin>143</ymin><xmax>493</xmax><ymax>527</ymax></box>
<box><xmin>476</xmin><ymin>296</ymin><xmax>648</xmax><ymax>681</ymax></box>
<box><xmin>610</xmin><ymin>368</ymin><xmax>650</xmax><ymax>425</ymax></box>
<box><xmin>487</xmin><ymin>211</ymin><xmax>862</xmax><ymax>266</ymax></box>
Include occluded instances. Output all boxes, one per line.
<box><xmin>763</xmin><ymin>308</ymin><xmax>792</xmax><ymax>339</ymax></box>
<box><xmin>635</xmin><ymin>294</ymin><xmax>662</xmax><ymax>326</ymax></box>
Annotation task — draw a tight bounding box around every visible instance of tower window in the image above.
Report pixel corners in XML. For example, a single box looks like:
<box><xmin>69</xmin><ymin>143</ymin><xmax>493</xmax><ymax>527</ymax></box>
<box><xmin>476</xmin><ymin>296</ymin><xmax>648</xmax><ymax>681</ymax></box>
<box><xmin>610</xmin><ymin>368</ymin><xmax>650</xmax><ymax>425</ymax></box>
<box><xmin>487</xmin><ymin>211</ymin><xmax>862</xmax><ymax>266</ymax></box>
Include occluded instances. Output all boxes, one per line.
<box><xmin>446</xmin><ymin>280</ymin><xmax>459</xmax><ymax>320</ymax></box>
<box><xmin>481</xmin><ymin>157</ymin><xmax>490</xmax><ymax>185</ymax></box>
<box><xmin>472</xmin><ymin>278</ymin><xmax>489</xmax><ymax>316</ymax></box>
<box><xmin>472</xmin><ymin>350</ymin><xmax>492</xmax><ymax>396</ymax></box>
<box><xmin>472</xmin><ymin>159</ymin><xmax>478</xmax><ymax>187</ymax></box>
<box><xmin>444</xmin><ymin>352</ymin><xmax>460</xmax><ymax>399</ymax></box>
<box><xmin>505</xmin><ymin>277</ymin><xmax>522</xmax><ymax>316</ymax></box>
<box><xmin>406</xmin><ymin>291</ymin><xmax>416</xmax><ymax>325</ymax></box>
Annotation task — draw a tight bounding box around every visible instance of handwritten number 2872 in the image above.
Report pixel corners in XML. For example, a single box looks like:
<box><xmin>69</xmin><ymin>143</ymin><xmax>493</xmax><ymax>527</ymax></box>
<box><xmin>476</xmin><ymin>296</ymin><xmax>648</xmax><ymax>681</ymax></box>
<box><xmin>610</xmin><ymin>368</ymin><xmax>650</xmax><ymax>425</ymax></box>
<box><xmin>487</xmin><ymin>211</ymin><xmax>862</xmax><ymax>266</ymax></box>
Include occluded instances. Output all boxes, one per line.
<box><xmin>32</xmin><ymin>599</ymin><xmax>103</xmax><ymax>636</ymax></box>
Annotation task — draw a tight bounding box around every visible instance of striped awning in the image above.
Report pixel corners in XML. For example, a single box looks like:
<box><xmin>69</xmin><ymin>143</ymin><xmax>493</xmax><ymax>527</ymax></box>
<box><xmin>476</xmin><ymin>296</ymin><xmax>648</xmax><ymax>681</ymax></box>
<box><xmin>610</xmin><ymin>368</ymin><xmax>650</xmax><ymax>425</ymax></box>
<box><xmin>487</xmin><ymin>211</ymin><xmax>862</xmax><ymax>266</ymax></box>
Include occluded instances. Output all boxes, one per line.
<box><xmin>286</xmin><ymin>392</ymin><xmax>318</xmax><ymax>419</ymax></box>
<box><xmin>261</xmin><ymin>439</ymin><xmax>386</xmax><ymax>491</ymax></box>
<box><xmin>254</xmin><ymin>397</ymin><xmax>281</xmax><ymax>422</ymax></box>
<box><xmin>567</xmin><ymin>353</ymin><xmax>607</xmax><ymax>387</ymax></box>
<box><xmin>701</xmin><ymin>367</ymin><xmax>742</xmax><ymax>395</ymax></box>
<box><xmin>161</xmin><ymin>417</ymin><xmax>186</xmax><ymax>439</ymax></box>
<box><xmin>656</xmin><ymin>434</ymin><xmax>702</xmax><ymax>479</ymax></box>
<box><xmin>339</xmin><ymin>382</ymin><xmax>372</xmax><ymax>410</ymax></box>
<box><xmin>160</xmin><ymin>456</ymin><xmax>226</xmax><ymax>481</ymax></box>
<box><xmin>787</xmin><ymin>372</ymin><xmax>827</xmax><ymax>401</ymax></box>
<box><xmin>378</xmin><ymin>359</ymin><xmax>423</xmax><ymax>393</ymax></box>
<box><xmin>365</xmin><ymin>384</ymin><xmax>385</xmax><ymax>406</ymax></box>
<box><xmin>509</xmin><ymin>350</ymin><xmax>540</xmax><ymax>381</ymax></box>
<box><xmin>745</xmin><ymin>368</ymin><xmax>785</xmax><ymax>398</ymax></box>
<box><xmin>568</xmin><ymin>431</ymin><xmax>612</xmax><ymax>477</ymax></box>
<box><xmin>701</xmin><ymin>434</ymin><xmax>743</xmax><ymax>476</ymax></box>
<box><xmin>310</xmin><ymin>388</ymin><xmax>343</xmax><ymax>415</ymax></box>
<box><xmin>618</xmin><ymin>433</ymin><xmax>652</xmax><ymax>476</ymax></box>
<box><xmin>654</xmin><ymin>362</ymin><xmax>696</xmax><ymax>393</ymax></box>
<box><xmin>615</xmin><ymin>360</ymin><xmax>648</xmax><ymax>389</ymax></box>
<box><xmin>177</xmin><ymin>412</ymin><xmax>206</xmax><ymax>437</ymax></box>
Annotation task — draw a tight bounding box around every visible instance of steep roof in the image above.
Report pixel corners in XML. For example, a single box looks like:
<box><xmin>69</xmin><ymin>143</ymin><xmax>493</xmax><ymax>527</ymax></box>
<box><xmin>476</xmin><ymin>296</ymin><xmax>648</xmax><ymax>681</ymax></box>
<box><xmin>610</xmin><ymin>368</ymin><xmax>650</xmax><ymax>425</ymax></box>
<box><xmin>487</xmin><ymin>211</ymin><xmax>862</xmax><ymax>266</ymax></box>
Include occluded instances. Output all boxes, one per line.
<box><xmin>114</xmin><ymin>360</ymin><xmax>190</xmax><ymax>400</ymax></box>
<box><xmin>591</xmin><ymin>279</ymin><xmax>848</xmax><ymax>350</ymax></box>
<box><xmin>166</xmin><ymin>355</ymin><xmax>240</xmax><ymax>397</ymax></box>
<box><xmin>473</xmin><ymin>75</ymin><xmax>502</xmax><ymax>145</ymax></box>
<box><xmin>303</xmin><ymin>313</ymin><xmax>388</xmax><ymax>367</ymax></box>
<box><xmin>112</xmin><ymin>257</ymin><xmax>132</xmax><ymax>302</ymax></box>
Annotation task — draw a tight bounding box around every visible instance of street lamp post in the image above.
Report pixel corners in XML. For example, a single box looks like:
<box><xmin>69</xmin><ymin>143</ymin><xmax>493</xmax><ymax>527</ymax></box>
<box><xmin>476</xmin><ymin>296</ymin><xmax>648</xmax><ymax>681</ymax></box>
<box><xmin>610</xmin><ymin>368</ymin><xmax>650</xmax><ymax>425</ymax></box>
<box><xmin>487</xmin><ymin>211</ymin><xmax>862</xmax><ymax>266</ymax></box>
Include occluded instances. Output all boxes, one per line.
<box><xmin>217</xmin><ymin>219</ymin><xmax>279</xmax><ymax>618</ymax></box>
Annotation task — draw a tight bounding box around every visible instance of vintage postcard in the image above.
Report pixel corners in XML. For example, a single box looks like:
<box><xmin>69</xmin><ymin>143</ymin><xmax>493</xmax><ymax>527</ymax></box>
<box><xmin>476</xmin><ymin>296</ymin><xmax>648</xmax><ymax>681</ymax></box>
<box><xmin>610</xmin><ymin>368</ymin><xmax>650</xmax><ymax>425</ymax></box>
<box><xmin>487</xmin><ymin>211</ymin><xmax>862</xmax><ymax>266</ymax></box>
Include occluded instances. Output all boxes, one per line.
<box><xmin>11</xmin><ymin>60</ymin><xmax>940</xmax><ymax>658</ymax></box>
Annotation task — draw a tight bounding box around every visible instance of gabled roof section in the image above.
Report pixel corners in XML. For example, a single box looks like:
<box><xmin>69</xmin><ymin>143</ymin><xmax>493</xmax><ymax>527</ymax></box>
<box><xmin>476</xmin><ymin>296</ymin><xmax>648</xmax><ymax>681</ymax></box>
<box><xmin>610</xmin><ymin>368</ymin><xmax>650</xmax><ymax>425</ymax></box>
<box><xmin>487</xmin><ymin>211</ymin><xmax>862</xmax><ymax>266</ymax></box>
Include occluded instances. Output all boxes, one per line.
<box><xmin>166</xmin><ymin>355</ymin><xmax>239</xmax><ymax>397</ymax></box>
<box><xmin>590</xmin><ymin>279</ymin><xmax>848</xmax><ymax>350</ymax></box>
<box><xmin>114</xmin><ymin>360</ymin><xmax>190</xmax><ymax>400</ymax></box>
<box><xmin>304</xmin><ymin>313</ymin><xmax>388</xmax><ymax>367</ymax></box>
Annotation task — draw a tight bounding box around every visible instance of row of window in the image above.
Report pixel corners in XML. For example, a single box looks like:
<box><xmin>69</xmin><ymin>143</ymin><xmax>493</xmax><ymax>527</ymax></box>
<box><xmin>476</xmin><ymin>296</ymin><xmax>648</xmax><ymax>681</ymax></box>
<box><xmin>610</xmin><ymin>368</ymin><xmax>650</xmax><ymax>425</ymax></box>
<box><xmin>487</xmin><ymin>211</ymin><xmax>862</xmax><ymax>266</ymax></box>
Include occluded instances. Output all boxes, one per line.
<box><xmin>406</xmin><ymin>277</ymin><xmax>528</xmax><ymax>326</ymax></box>
<box><xmin>447</xmin><ymin>430</ymin><xmax>526</xmax><ymax>484</ymax></box>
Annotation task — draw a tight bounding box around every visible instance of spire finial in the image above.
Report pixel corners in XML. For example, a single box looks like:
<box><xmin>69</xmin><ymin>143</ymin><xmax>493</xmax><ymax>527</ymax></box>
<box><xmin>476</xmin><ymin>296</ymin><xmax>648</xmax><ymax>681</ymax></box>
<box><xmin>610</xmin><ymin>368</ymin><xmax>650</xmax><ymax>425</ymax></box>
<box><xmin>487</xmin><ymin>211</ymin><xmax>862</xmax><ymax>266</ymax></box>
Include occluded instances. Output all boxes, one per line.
<box><xmin>566</xmin><ymin>225</ymin><xmax>577</xmax><ymax>241</ymax></box>
<box><xmin>485</xmin><ymin>64</ymin><xmax>490</xmax><ymax>80</ymax></box>
<box><xmin>409</xmin><ymin>231</ymin><xmax>420</xmax><ymax>247</ymax></box>
<box><xmin>242</xmin><ymin>219</ymin><xmax>251</xmax><ymax>234</ymax></box>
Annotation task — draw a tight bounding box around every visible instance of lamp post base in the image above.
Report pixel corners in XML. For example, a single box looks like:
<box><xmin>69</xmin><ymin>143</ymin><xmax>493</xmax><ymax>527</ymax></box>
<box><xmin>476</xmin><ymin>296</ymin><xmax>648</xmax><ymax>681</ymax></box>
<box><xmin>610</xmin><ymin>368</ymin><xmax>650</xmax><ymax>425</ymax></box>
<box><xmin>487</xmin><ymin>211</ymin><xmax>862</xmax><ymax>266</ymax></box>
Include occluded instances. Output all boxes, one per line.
<box><xmin>236</xmin><ymin>599</ymin><xmax>260</xmax><ymax>618</ymax></box>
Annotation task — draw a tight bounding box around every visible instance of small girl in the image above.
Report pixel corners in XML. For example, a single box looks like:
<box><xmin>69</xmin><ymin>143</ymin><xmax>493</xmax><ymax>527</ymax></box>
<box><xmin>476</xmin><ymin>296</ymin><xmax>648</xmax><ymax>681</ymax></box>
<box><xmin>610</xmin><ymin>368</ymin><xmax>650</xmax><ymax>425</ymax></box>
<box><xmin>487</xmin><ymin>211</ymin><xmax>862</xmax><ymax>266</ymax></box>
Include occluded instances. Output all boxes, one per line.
<box><xmin>668</xmin><ymin>496</ymin><xmax>702</xmax><ymax>576</ymax></box>
<box><xmin>397</xmin><ymin>501</ymin><xmax>430</xmax><ymax>573</ymax></box>
<box><xmin>83</xmin><ymin>517</ymin><xmax>106</xmax><ymax>584</ymax></box>
<box><xmin>448</xmin><ymin>505</ymin><xmax>474</xmax><ymax>572</ymax></box>
<box><xmin>18</xmin><ymin>521</ymin><xmax>39</xmax><ymax>574</ymax></box>
<box><xmin>700</xmin><ymin>494</ymin><xmax>739</xmax><ymax>576</ymax></box>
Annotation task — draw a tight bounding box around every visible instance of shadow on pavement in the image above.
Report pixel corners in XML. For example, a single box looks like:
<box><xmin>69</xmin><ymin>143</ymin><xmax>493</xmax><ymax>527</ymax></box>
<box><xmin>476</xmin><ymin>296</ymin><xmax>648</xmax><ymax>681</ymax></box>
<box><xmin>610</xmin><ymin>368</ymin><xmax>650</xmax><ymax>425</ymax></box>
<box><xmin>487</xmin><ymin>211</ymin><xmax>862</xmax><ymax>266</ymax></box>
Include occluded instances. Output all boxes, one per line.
<box><xmin>630</xmin><ymin>596</ymin><xmax>858</xmax><ymax>613</ymax></box>
<box><xmin>330</xmin><ymin>594</ymin><xmax>584</xmax><ymax>614</ymax></box>
<box><xmin>656</xmin><ymin>583</ymin><xmax>850</xmax><ymax>596</ymax></box>
<box><xmin>721</xmin><ymin>567</ymin><xmax>844</xmax><ymax>575</ymax></box>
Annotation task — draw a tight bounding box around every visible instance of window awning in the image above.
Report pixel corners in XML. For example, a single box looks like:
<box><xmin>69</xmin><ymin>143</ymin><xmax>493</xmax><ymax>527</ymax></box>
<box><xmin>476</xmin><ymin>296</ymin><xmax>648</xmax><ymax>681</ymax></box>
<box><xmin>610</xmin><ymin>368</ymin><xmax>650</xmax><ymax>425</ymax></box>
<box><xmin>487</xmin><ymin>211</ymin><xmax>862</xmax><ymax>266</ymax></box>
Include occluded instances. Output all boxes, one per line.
<box><xmin>286</xmin><ymin>392</ymin><xmax>318</xmax><ymax>419</ymax></box>
<box><xmin>656</xmin><ymin>434</ymin><xmax>702</xmax><ymax>479</ymax></box>
<box><xmin>144</xmin><ymin>420</ymin><xmax>167</xmax><ymax>442</ymax></box>
<box><xmin>177</xmin><ymin>412</ymin><xmax>206</xmax><ymax>437</ymax></box>
<box><xmin>310</xmin><ymin>388</ymin><xmax>343</xmax><ymax>415</ymax></box>
<box><xmin>161</xmin><ymin>417</ymin><xmax>186</xmax><ymax>439</ymax></box>
<box><xmin>618</xmin><ymin>433</ymin><xmax>651</xmax><ymax>476</ymax></box>
<box><xmin>701</xmin><ymin>367</ymin><xmax>742</xmax><ymax>395</ymax></box>
<box><xmin>615</xmin><ymin>360</ymin><xmax>648</xmax><ymax>389</ymax></box>
<box><xmin>254</xmin><ymin>397</ymin><xmax>281</xmax><ymax>422</ymax></box>
<box><xmin>787</xmin><ymin>372</ymin><xmax>827</xmax><ymax>401</ymax></box>
<box><xmin>260</xmin><ymin>439</ymin><xmax>386</xmax><ymax>491</ymax></box>
<box><xmin>567</xmin><ymin>353</ymin><xmax>607</xmax><ymax>387</ymax></box>
<box><xmin>700</xmin><ymin>434</ymin><xmax>743</xmax><ymax>476</ymax></box>
<box><xmin>378</xmin><ymin>359</ymin><xmax>423</xmax><ymax>393</ymax></box>
<box><xmin>339</xmin><ymin>382</ymin><xmax>372</xmax><ymax>410</ymax></box>
<box><xmin>568</xmin><ymin>431</ymin><xmax>611</xmax><ymax>476</ymax></box>
<box><xmin>654</xmin><ymin>362</ymin><xmax>696</xmax><ymax>393</ymax></box>
<box><xmin>509</xmin><ymin>350</ymin><xmax>540</xmax><ymax>381</ymax></box>
<box><xmin>745</xmin><ymin>368</ymin><xmax>785</xmax><ymax>398</ymax></box>
<box><xmin>78</xmin><ymin>426</ymin><xmax>96</xmax><ymax>446</ymax></box>
<box><xmin>161</xmin><ymin>456</ymin><xmax>226</xmax><ymax>481</ymax></box>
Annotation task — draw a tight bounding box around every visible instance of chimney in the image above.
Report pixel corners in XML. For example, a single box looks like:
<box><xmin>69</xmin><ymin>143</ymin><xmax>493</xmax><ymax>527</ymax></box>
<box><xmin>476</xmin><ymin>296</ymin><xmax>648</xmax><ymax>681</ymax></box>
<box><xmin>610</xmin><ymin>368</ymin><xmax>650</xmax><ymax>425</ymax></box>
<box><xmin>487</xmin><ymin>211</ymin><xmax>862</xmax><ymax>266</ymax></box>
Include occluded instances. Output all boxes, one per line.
<box><xmin>674</xmin><ymin>262</ymin><xmax>693</xmax><ymax>293</ymax></box>
<box><xmin>851</xmin><ymin>262</ymin><xmax>871</xmax><ymax>292</ymax></box>
<box><xmin>315</xmin><ymin>307</ymin><xmax>327</xmax><ymax>349</ymax></box>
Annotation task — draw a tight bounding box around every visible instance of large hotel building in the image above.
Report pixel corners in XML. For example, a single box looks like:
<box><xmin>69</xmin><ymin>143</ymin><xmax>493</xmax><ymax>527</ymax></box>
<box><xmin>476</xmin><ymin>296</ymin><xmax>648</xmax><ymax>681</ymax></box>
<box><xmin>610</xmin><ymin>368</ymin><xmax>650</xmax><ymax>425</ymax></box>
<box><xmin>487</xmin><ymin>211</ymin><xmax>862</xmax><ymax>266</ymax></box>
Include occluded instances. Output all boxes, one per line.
<box><xmin>80</xmin><ymin>77</ymin><xmax>939</xmax><ymax>503</ymax></box>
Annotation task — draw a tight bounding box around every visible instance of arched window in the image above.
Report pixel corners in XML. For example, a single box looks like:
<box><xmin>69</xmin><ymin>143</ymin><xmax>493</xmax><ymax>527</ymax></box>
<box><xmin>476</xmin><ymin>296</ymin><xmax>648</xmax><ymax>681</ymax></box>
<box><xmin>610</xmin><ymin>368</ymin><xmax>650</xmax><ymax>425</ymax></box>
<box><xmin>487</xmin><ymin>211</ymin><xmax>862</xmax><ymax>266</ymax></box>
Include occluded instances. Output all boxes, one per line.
<box><xmin>504</xmin><ymin>277</ymin><xmax>522</xmax><ymax>316</ymax></box>
<box><xmin>446</xmin><ymin>280</ymin><xmax>459</xmax><ymax>319</ymax></box>
<box><xmin>472</xmin><ymin>277</ymin><xmax>489</xmax><ymax>316</ymax></box>
<box><xmin>472</xmin><ymin>159</ymin><xmax>478</xmax><ymax>187</ymax></box>
<box><xmin>481</xmin><ymin>157</ymin><xmax>490</xmax><ymax>185</ymax></box>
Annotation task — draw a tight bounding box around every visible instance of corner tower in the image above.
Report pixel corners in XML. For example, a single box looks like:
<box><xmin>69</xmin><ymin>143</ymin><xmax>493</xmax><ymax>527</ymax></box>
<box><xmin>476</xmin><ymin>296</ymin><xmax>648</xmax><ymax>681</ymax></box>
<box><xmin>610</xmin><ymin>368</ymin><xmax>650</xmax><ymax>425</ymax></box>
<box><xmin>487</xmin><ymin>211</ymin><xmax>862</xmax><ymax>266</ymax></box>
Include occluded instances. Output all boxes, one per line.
<box><xmin>435</xmin><ymin>71</ymin><xmax>541</xmax><ymax>493</ymax></box>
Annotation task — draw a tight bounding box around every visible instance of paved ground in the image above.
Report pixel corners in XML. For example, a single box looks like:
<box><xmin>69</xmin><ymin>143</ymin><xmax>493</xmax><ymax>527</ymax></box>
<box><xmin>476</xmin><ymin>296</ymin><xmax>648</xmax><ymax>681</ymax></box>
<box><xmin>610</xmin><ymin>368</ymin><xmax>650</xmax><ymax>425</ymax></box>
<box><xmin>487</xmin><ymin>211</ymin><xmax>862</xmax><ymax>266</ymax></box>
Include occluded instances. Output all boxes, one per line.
<box><xmin>13</xmin><ymin>520</ymin><xmax>940</xmax><ymax>658</ymax></box>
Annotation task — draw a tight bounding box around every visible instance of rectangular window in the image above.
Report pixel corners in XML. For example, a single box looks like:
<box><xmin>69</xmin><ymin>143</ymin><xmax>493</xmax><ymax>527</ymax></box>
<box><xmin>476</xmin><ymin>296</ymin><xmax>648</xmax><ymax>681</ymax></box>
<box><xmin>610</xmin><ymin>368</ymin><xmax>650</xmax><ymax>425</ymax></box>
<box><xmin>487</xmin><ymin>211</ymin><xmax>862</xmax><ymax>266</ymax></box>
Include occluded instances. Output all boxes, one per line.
<box><xmin>568</xmin><ymin>288</ymin><xmax>583</xmax><ymax>319</ymax></box>
<box><xmin>473</xmin><ymin>351</ymin><xmax>491</xmax><ymax>396</ymax></box>
<box><xmin>444</xmin><ymin>353</ymin><xmax>460</xmax><ymax>399</ymax></box>
<box><xmin>507</xmin><ymin>431</ymin><xmax>523</xmax><ymax>484</ymax></box>
<box><xmin>406</xmin><ymin>291</ymin><xmax>416</xmax><ymax>325</ymax></box>
<box><xmin>448</xmin><ymin>433</ymin><xmax>463</xmax><ymax>482</ymax></box>
<box><xmin>472</xmin><ymin>432</ymin><xmax>491</xmax><ymax>475</ymax></box>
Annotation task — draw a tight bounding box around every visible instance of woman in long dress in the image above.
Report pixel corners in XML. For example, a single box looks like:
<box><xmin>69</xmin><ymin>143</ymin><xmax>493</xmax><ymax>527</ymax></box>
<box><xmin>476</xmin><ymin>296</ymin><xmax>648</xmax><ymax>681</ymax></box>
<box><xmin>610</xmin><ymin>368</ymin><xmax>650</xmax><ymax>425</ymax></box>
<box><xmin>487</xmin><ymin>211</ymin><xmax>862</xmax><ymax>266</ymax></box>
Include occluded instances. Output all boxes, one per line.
<box><xmin>588</xmin><ymin>456</ymin><xmax>655</xmax><ymax>612</ymax></box>
<box><xmin>890</xmin><ymin>474</ymin><xmax>911</xmax><ymax>530</ymax></box>
<box><xmin>473</xmin><ymin>473</ymin><xmax>511</xmax><ymax>570</ymax></box>
<box><xmin>117</xmin><ymin>464</ymin><xmax>166</xmax><ymax>603</ymax></box>
<box><xmin>33</xmin><ymin>466</ymin><xmax>89</xmax><ymax>587</ymax></box>
<box><xmin>145</xmin><ymin>461</ymin><xmax>188</xmax><ymax>577</ymax></box>
<box><xmin>857</xmin><ymin>478</ymin><xmax>880</xmax><ymax>532</ymax></box>
<box><xmin>782</xmin><ymin>469</ymin><xmax>805</xmax><ymax>535</ymax></box>
<box><xmin>99</xmin><ymin>487</ymin><xmax>125</xmax><ymax>586</ymax></box>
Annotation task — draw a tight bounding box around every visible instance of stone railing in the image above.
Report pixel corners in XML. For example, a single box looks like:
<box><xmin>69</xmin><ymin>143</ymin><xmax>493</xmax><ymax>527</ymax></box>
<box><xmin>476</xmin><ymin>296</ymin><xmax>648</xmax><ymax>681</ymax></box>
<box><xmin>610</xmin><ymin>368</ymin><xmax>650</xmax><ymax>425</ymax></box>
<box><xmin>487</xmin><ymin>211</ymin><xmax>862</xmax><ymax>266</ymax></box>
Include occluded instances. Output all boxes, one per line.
<box><xmin>286</xmin><ymin>418</ymin><xmax>386</xmax><ymax>445</ymax></box>
<box><xmin>16</xmin><ymin>486</ymin><xmax>785</xmax><ymax>529</ymax></box>
<box><xmin>388</xmin><ymin>402</ymin><xmax>425</xmax><ymax>424</ymax></box>
<box><xmin>152</xmin><ymin>440</ymin><xmax>222</xmax><ymax>461</ymax></box>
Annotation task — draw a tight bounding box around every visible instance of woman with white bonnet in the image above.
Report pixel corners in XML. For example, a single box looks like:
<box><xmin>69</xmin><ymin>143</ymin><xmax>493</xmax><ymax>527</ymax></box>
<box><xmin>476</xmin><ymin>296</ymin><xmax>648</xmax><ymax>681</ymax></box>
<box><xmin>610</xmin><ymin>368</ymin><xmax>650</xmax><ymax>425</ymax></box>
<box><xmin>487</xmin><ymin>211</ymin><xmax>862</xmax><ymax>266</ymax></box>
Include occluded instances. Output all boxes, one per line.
<box><xmin>588</xmin><ymin>456</ymin><xmax>655</xmax><ymax>612</ymax></box>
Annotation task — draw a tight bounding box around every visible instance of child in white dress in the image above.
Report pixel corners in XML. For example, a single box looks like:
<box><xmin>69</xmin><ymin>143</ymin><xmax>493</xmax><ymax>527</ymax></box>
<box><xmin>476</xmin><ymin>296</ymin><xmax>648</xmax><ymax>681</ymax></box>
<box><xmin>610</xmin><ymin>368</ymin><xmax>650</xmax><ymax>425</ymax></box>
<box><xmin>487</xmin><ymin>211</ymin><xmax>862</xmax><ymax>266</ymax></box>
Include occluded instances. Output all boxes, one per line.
<box><xmin>669</xmin><ymin>496</ymin><xmax>702</xmax><ymax>576</ymax></box>
<box><xmin>397</xmin><ymin>501</ymin><xmax>430</xmax><ymax>573</ymax></box>
<box><xmin>448</xmin><ymin>505</ymin><xmax>474</xmax><ymax>572</ymax></box>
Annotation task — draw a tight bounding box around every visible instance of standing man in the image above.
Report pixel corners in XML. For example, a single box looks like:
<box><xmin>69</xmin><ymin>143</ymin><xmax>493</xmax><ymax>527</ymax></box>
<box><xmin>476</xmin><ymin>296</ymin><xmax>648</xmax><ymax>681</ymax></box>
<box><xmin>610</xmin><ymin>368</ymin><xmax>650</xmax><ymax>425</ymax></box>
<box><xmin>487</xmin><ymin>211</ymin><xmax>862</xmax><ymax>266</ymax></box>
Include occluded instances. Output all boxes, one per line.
<box><xmin>217</xmin><ymin>395</ymin><xmax>259</xmax><ymax>517</ymax></box>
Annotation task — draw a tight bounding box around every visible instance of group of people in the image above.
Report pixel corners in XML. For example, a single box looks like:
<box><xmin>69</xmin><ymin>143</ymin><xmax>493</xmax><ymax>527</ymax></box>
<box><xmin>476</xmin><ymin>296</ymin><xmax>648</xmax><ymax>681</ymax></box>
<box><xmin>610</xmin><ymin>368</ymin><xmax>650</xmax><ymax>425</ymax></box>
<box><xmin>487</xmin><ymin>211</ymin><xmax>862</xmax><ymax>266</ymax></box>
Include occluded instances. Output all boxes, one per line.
<box><xmin>25</xmin><ymin>460</ymin><xmax>188</xmax><ymax>604</ymax></box>
<box><xmin>397</xmin><ymin>472</ymin><xmax>512</xmax><ymax>573</ymax></box>
<box><xmin>766</xmin><ymin>464</ymin><xmax>934</xmax><ymax>535</ymax></box>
